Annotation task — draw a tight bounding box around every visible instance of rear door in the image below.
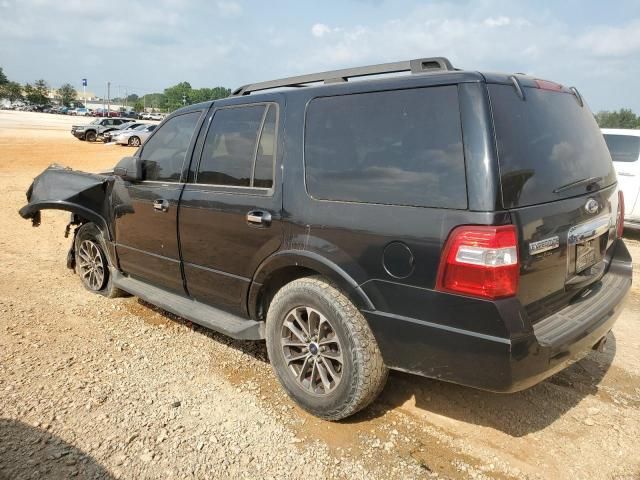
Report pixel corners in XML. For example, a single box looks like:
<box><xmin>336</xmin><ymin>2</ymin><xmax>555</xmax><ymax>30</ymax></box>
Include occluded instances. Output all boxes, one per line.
<box><xmin>603</xmin><ymin>133</ymin><xmax>640</xmax><ymax>218</ymax></box>
<box><xmin>489</xmin><ymin>82</ymin><xmax>619</xmax><ymax>320</ymax></box>
<box><xmin>179</xmin><ymin>99</ymin><xmax>283</xmax><ymax>314</ymax></box>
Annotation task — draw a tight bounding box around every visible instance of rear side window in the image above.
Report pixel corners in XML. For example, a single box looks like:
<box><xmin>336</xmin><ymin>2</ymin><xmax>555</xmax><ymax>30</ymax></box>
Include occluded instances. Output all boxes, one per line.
<box><xmin>489</xmin><ymin>84</ymin><xmax>616</xmax><ymax>208</ymax></box>
<box><xmin>304</xmin><ymin>86</ymin><xmax>466</xmax><ymax>208</ymax></box>
<box><xmin>197</xmin><ymin>104</ymin><xmax>277</xmax><ymax>188</ymax></box>
<box><xmin>603</xmin><ymin>134</ymin><xmax>640</xmax><ymax>163</ymax></box>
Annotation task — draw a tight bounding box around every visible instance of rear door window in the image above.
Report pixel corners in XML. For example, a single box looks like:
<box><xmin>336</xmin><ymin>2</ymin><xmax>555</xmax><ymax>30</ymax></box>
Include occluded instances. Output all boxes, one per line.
<box><xmin>197</xmin><ymin>104</ymin><xmax>277</xmax><ymax>189</ymax></box>
<box><xmin>489</xmin><ymin>84</ymin><xmax>616</xmax><ymax>208</ymax></box>
<box><xmin>304</xmin><ymin>86</ymin><xmax>466</xmax><ymax>209</ymax></box>
<box><xmin>603</xmin><ymin>134</ymin><xmax>640</xmax><ymax>163</ymax></box>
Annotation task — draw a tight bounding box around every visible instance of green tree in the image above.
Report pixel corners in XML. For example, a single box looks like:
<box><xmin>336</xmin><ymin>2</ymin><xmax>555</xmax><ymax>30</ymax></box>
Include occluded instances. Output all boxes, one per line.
<box><xmin>57</xmin><ymin>83</ymin><xmax>77</xmax><ymax>106</ymax></box>
<box><xmin>164</xmin><ymin>81</ymin><xmax>193</xmax><ymax>111</ymax></box>
<box><xmin>133</xmin><ymin>100</ymin><xmax>144</xmax><ymax>112</ymax></box>
<box><xmin>0</xmin><ymin>81</ymin><xmax>23</xmax><ymax>101</ymax></box>
<box><xmin>25</xmin><ymin>79</ymin><xmax>49</xmax><ymax>104</ymax></box>
<box><xmin>190</xmin><ymin>87</ymin><xmax>231</xmax><ymax>104</ymax></box>
<box><xmin>0</xmin><ymin>67</ymin><xmax>7</xmax><ymax>85</ymax></box>
<box><xmin>595</xmin><ymin>109</ymin><xmax>640</xmax><ymax>129</ymax></box>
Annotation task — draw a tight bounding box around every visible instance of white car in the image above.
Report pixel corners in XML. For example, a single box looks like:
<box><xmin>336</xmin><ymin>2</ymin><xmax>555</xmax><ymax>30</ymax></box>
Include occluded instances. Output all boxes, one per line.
<box><xmin>114</xmin><ymin>124</ymin><xmax>157</xmax><ymax>147</ymax></box>
<box><xmin>602</xmin><ymin>128</ymin><xmax>640</xmax><ymax>229</ymax></box>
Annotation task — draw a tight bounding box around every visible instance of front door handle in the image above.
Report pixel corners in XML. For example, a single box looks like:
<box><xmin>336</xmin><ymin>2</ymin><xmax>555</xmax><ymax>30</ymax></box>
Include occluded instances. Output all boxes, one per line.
<box><xmin>247</xmin><ymin>210</ymin><xmax>272</xmax><ymax>226</ymax></box>
<box><xmin>617</xmin><ymin>172</ymin><xmax>634</xmax><ymax>177</ymax></box>
<box><xmin>153</xmin><ymin>199</ymin><xmax>169</xmax><ymax>212</ymax></box>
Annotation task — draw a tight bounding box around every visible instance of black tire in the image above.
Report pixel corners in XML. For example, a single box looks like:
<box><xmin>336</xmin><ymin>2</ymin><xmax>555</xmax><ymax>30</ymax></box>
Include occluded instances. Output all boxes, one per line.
<box><xmin>74</xmin><ymin>223</ymin><xmax>124</xmax><ymax>298</ymax></box>
<box><xmin>85</xmin><ymin>130</ymin><xmax>97</xmax><ymax>142</ymax></box>
<box><xmin>128</xmin><ymin>136</ymin><xmax>141</xmax><ymax>147</ymax></box>
<box><xmin>266</xmin><ymin>276</ymin><xmax>388</xmax><ymax>420</ymax></box>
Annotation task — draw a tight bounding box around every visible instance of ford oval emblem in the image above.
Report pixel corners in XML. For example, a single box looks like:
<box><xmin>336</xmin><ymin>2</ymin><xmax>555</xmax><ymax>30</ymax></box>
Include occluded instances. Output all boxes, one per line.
<box><xmin>585</xmin><ymin>198</ymin><xmax>599</xmax><ymax>214</ymax></box>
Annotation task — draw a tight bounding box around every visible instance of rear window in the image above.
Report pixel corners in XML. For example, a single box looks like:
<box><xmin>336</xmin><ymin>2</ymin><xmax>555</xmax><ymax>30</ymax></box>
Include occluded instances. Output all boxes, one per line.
<box><xmin>305</xmin><ymin>86</ymin><xmax>467</xmax><ymax>209</ymax></box>
<box><xmin>489</xmin><ymin>84</ymin><xmax>616</xmax><ymax>208</ymax></box>
<box><xmin>603</xmin><ymin>134</ymin><xmax>640</xmax><ymax>163</ymax></box>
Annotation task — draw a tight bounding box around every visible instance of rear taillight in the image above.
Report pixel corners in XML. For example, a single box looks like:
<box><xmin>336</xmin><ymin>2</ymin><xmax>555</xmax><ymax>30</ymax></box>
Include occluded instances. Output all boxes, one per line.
<box><xmin>617</xmin><ymin>190</ymin><xmax>625</xmax><ymax>238</ymax></box>
<box><xmin>436</xmin><ymin>225</ymin><xmax>519</xmax><ymax>300</ymax></box>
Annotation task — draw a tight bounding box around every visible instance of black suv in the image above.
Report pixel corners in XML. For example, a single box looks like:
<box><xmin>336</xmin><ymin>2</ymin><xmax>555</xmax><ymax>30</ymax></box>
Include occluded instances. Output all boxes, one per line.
<box><xmin>20</xmin><ymin>57</ymin><xmax>632</xmax><ymax>420</ymax></box>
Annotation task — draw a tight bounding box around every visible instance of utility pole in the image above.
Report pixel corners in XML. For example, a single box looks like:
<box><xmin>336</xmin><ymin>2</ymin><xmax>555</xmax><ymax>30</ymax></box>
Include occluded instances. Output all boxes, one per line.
<box><xmin>182</xmin><ymin>94</ymin><xmax>186</xmax><ymax>106</ymax></box>
<box><xmin>107</xmin><ymin>81</ymin><xmax>111</xmax><ymax>116</ymax></box>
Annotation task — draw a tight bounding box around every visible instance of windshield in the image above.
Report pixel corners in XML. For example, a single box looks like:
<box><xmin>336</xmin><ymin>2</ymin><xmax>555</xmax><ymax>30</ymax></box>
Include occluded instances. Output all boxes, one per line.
<box><xmin>134</xmin><ymin>124</ymin><xmax>148</xmax><ymax>131</ymax></box>
<box><xmin>489</xmin><ymin>84</ymin><xmax>616</xmax><ymax>208</ymax></box>
<box><xmin>89</xmin><ymin>119</ymin><xmax>101</xmax><ymax>125</ymax></box>
<box><xmin>603</xmin><ymin>134</ymin><xmax>640</xmax><ymax>163</ymax></box>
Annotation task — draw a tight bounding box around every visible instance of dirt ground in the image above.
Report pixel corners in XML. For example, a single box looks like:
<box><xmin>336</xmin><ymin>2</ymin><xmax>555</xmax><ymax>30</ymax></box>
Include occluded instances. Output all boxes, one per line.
<box><xmin>1</xmin><ymin>110</ymin><xmax>639</xmax><ymax>480</ymax></box>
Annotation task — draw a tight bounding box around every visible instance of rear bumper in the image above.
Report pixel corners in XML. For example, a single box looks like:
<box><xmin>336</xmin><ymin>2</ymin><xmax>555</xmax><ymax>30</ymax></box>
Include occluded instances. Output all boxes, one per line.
<box><xmin>364</xmin><ymin>240</ymin><xmax>632</xmax><ymax>392</ymax></box>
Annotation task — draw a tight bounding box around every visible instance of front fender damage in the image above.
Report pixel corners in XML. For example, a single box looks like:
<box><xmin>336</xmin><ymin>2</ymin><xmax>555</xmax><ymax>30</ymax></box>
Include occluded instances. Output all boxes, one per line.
<box><xmin>18</xmin><ymin>164</ymin><xmax>133</xmax><ymax>242</ymax></box>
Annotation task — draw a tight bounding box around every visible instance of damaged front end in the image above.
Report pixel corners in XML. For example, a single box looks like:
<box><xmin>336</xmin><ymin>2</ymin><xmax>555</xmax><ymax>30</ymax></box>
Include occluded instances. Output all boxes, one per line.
<box><xmin>19</xmin><ymin>164</ymin><xmax>134</xmax><ymax>269</ymax></box>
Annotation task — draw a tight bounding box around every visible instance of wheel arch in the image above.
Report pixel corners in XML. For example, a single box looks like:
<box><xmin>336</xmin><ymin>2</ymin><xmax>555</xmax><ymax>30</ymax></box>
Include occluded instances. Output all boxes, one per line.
<box><xmin>247</xmin><ymin>250</ymin><xmax>375</xmax><ymax>321</ymax></box>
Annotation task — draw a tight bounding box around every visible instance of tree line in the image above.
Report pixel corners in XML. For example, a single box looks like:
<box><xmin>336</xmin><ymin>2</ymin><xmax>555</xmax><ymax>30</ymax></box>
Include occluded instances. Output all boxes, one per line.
<box><xmin>0</xmin><ymin>67</ymin><xmax>230</xmax><ymax>112</ymax></box>
<box><xmin>594</xmin><ymin>109</ymin><xmax>640</xmax><ymax>129</ymax></box>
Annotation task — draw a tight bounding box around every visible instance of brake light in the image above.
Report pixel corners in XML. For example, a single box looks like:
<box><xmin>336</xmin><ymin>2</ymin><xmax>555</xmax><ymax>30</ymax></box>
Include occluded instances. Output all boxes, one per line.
<box><xmin>534</xmin><ymin>79</ymin><xmax>563</xmax><ymax>91</ymax></box>
<box><xmin>436</xmin><ymin>225</ymin><xmax>519</xmax><ymax>300</ymax></box>
<box><xmin>617</xmin><ymin>190</ymin><xmax>625</xmax><ymax>238</ymax></box>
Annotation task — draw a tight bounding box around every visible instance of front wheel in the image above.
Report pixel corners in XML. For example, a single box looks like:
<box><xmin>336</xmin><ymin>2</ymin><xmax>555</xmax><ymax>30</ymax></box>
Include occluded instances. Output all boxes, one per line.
<box><xmin>74</xmin><ymin>223</ymin><xmax>124</xmax><ymax>298</ymax></box>
<box><xmin>85</xmin><ymin>130</ymin><xmax>97</xmax><ymax>142</ymax></box>
<box><xmin>266</xmin><ymin>276</ymin><xmax>388</xmax><ymax>420</ymax></box>
<box><xmin>128</xmin><ymin>136</ymin><xmax>141</xmax><ymax>147</ymax></box>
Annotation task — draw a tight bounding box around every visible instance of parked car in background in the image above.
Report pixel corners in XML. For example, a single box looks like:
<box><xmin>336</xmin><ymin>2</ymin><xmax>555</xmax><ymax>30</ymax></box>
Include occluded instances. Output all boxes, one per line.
<box><xmin>113</xmin><ymin>124</ymin><xmax>156</xmax><ymax>146</ymax></box>
<box><xmin>71</xmin><ymin>117</ymin><xmax>135</xmax><ymax>142</ymax></box>
<box><xmin>149</xmin><ymin>112</ymin><xmax>164</xmax><ymax>121</ymax></box>
<box><xmin>102</xmin><ymin>122</ymin><xmax>147</xmax><ymax>143</ymax></box>
<box><xmin>602</xmin><ymin>128</ymin><xmax>640</xmax><ymax>229</ymax></box>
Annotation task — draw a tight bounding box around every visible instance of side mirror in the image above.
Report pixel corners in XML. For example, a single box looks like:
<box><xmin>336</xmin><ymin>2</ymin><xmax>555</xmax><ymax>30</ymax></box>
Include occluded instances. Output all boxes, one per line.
<box><xmin>113</xmin><ymin>156</ymin><xmax>143</xmax><ymax>182</ymax></box>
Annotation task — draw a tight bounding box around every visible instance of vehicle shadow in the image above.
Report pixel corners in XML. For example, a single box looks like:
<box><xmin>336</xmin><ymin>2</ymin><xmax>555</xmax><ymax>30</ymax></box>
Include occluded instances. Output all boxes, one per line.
<box><xmin>132</xmin><ymin>299</ymin><xmax>616</xmax><ymax>437</ymax></box>
<box><xmin>0</xmin><ymin>418</ymin><xmax>114</xmax><ymax>479</ymax></box>
<box><xmin>623</xmin><ymin>228</ymin><xmax>640</xmax><ymax>242</ymax></box>
<box><xmin>368</xmin><ymin>332</ymin><xmax>617</xmax><ymax>437</ymax></box>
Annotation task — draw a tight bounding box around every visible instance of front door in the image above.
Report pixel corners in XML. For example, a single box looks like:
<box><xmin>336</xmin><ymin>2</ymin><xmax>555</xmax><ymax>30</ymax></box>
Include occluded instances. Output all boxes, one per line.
<box><xmin>114</xmin><ymin>110</ymin><xmax>204</xmax><ymax>293</ymax></box>
<box><xmin>179</xmin><ymin>100</ymin><xmax>283</xmax><ymax>314</ymax></box>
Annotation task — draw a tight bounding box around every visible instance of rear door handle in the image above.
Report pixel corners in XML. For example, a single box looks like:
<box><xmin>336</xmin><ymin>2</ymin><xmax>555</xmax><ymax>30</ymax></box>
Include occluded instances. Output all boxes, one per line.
<box><xmin>153</xmin><ymin>199</ymin><xmax>169</xmax><ymax>212</ymax></box>
<box><xmin>247</xmin><ymin>210</ymin><xmax>272</xmax><ymax>226</ymax></box>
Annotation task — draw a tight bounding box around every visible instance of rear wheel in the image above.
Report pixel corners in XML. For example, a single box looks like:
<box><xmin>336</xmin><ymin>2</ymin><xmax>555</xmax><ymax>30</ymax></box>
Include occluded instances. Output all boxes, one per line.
<box><xmin>74</xmin><ymin>223</ymin><xmax>124</xmax><ymax>298</ymax></box>
<box><xmin>128</xmin><ymin>136</ymin><xmax>141</xmax><ymax>147</ymax></box>
<box><xmin>266</xmin><ymin>276</ymin><xmax>388</xmax><ymax>420</ymax></box>
<box><xmin>85</xmin><ymin>130</ymin><xmax>97</xmax><ymax>142</ymax></box>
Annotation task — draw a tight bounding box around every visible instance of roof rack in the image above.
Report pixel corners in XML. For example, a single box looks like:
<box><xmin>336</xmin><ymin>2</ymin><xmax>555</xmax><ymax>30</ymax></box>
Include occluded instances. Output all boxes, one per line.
<box><xmin>231</xmin><ymin>57</ymin><xmax>455</xmax><ymax>96</ymax></box>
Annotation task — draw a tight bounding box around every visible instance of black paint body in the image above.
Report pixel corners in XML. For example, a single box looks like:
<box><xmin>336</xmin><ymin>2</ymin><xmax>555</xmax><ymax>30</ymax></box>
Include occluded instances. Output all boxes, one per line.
<box><xmin>20</xmin><ymin>70</ymin><xmax>633</xmax><ymax>393</ymax></box>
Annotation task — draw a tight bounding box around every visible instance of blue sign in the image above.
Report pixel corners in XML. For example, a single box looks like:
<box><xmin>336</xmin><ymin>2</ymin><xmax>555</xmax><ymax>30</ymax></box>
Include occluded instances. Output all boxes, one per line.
<box><xmin>82</xmin><ymin>78</ymin><xmax>87</xmax><ymax>87</ymax></box>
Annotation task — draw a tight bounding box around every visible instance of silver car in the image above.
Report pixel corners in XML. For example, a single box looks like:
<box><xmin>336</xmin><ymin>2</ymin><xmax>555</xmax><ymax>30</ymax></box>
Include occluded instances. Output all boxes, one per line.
<box><xmin>114</xmin><ymin>124</ymin><xmax>157</xmax><ymax>147</ymax></box>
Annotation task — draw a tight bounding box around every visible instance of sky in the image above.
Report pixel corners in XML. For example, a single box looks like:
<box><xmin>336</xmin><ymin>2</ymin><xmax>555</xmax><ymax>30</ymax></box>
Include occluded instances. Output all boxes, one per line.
<box><xmin>1</xmin><ymin>0</ymin><xmax>639</xmax><ymax>112</ymax></box>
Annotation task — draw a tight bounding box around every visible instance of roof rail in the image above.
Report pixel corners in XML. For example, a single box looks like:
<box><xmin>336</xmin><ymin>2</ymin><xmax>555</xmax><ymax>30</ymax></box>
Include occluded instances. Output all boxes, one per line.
<box><xmin>231</xmin><ymin>57</ymin><xmax>455</xmax><ymax>96</ymax></box>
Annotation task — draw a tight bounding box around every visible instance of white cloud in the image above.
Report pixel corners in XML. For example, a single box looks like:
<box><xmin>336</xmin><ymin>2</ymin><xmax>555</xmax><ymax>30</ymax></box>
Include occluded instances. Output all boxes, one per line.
<box><xmin>217</xmin><ymin>1</ymin><xmax>242</xmax><ymax>17</ymax></box>
<box><xmin>484</xmin><ymin>16</ymin><xmax>511</xmax><ymax>27</ymax></box>
<box><xmin>311</xmin><ymin>23</ymin><xmax>332</xmax><ymax>38</ymax></box>
<box><xmin>577</xmin><ymin>20</ymin><xmax>640</xmax><ymax>57</ymax></box>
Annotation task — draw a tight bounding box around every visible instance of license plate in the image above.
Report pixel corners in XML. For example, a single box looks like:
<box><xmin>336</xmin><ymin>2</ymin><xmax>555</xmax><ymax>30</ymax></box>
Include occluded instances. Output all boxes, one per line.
<box><xmin>576</xmin><ymin>241</ymin><xmax>597</xmax><ymax>273</ymax></box>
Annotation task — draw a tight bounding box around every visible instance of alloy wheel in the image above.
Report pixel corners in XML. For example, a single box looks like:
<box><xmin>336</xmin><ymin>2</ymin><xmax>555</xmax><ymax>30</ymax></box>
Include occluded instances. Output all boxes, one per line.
<box><xmin>76</xmin><ymin>240</ymin><xmax>106</xmax><ymax>291</ymax></box>
<box><xmin>280</xmin><ymin>306</ymin><xmax>344</xmax><ymax>395</ymax></box>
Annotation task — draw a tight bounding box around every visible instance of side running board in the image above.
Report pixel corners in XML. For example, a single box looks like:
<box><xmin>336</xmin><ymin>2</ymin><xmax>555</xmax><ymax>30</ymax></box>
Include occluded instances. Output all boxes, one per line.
<box><xmin>113</xmin><ymin>272</ymin><xmax>264</xmax><ymax>340</ymax></box>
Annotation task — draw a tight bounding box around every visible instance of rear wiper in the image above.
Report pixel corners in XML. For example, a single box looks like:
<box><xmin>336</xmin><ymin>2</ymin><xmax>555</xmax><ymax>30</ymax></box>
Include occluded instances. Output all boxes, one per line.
<box><xmin>553</xmin><ymin>176</ymin><xmax>602</xmax><ymax>194</ymax></box>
